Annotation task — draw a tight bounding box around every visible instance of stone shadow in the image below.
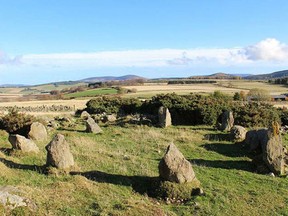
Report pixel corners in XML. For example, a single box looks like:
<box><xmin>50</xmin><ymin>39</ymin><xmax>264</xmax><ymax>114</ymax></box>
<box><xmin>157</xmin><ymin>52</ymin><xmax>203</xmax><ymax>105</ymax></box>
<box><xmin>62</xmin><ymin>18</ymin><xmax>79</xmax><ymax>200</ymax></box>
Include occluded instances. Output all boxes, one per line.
<box><xmin>190</xmin><ymin>159</ymin><xmax>254</xmax><ymax>172</ymax></box>
<box><xmin>70</xmin><ymin>170</ymin><xmax>160</xmax><ymax>197</ymax></box>
<box><xmin>201</xmin><ymin>142</ymin><xmax>251</xmax><ymax>158</ymax></box>
<box><xmin>0</xmin><ymin>157</ymin><xmax>46</xmax><ymax>174</ymax></box>
<box><xmin>204</xmin><ymin>133</ymin><xmax>232</xmax><ymax>142</ymax></box>
<box><xmin>0</xmin><ymin>148</ymin><xmax>13</xmax><ymax>155</ymax></box>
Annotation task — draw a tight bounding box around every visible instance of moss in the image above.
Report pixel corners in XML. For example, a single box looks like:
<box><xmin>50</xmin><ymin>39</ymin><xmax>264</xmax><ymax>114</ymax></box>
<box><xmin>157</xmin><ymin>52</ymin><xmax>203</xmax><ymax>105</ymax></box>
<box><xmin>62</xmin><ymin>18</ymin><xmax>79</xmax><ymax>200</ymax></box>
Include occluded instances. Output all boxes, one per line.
<box><xmin>156</xmin><ymin>180</ymin><xmax>201</xmax><ymax>200</ymax></box>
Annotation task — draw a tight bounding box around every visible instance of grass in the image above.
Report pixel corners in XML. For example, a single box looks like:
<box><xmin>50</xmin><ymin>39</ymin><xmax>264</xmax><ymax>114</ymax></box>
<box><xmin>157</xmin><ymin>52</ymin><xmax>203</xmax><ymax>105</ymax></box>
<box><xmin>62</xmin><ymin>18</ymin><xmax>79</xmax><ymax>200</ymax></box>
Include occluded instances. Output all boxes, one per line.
<box><xmin>0</xmin><ymin>119</ymin><xmax>287</xmax><ymax>215</ymax></box>
<box><xmin>64</xmin><ymin>88</ymin><xmax>118</xmax><ymax>98</ymax></box>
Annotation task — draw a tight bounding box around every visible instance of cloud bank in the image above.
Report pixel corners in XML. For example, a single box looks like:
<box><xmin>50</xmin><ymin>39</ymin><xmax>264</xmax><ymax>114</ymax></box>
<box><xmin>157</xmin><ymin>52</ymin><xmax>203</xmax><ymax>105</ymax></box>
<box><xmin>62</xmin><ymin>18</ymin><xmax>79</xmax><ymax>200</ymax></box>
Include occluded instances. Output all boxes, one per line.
<box><xmin>1</xmin><ymin>38</ymin><xmax>288</xmax><ymax>84</ymax></box>
<box><xmin>12</xmin><ymin>38</ymin><xmax>287</xmax><ymax>69</ymax></box>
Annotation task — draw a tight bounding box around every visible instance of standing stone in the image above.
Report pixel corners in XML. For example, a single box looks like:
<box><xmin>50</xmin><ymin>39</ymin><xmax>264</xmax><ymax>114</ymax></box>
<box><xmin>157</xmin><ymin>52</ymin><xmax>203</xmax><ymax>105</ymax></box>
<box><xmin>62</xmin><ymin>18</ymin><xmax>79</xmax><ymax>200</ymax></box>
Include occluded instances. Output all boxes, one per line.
<box><xmin>28</xmin><ymin>122</ymin><xmax>48</xmax><ymax>141</ymax></box>
<box><xmin>220</xmin><ymin>111</ymin><xmax>234</xmax><ymax>131</ymax></box>
<box><xmin>158</xmin><ymin>106</ymin><xmax>172</xmax><ymax>128</ymax></box>
<box><xmin>262</xmin><ymin>122</ymin><xmax>288</xmax><ymax>175</ymax></box>
<box><xmin>230</xmin><ymin>125</ymin><xmax>247</xmax><ymax>142</ymax></box>
<box><xmin>86</xmin><ymin>116</ymin><xmax>103</xmax><ymax>134</ymax></box>
<box><xmin>159</xmin><ymin>143</ymin><xmax>196</xmax><ymax>183</ymax></box>
<box><xmin>8</xmin><ymin>134</ymin><xmax>39</xmax><ymax>153</ymax></box>
<box><xmin>45</xmin><ymin>134</ymin><xmax>74</xmax><ymax>169</ymax></box>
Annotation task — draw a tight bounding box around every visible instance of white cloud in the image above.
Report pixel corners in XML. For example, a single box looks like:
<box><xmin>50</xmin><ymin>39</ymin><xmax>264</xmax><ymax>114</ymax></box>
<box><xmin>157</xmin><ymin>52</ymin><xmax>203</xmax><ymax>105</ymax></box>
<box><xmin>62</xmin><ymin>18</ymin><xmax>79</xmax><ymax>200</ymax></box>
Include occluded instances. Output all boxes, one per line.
<box><xmin>3</xmin><ymin>38</ymin><xmax>288</xmax><ymax>70</ymax></box>
<box><xmin>243</xmin><ymin>38</ymin><xmax>288</xmax><ymax>61</ymax></box>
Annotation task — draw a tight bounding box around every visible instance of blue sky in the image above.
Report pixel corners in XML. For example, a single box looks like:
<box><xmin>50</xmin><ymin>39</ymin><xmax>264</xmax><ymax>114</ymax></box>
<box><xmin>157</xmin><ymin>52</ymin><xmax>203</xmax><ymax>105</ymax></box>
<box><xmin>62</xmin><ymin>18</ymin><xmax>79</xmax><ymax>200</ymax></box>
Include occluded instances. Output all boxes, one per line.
<box><xmin>1</xmin><ymin>0</ymin><xmax>288</xmax><ymax>84</ymax></box>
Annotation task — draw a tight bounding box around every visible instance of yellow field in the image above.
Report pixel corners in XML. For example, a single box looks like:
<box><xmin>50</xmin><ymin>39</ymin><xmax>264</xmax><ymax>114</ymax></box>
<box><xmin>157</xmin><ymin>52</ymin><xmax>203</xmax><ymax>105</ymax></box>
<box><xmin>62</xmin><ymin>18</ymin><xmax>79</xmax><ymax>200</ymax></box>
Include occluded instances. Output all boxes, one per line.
<box><xmin>123</xmin><ymin>80</ymin><xmax>288</xmax><ymax>98</ymax></box>
<box><xmin>0</xmin><ymin>80</ymin><xmax>287</xmax><ymax>115</ymax></box>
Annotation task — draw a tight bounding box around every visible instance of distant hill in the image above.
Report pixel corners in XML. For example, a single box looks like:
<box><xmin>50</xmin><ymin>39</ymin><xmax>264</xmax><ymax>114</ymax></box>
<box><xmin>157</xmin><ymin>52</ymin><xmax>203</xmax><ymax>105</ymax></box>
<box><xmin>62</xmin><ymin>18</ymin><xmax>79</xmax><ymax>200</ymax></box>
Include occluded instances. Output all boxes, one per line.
<box><xmin>80</xmin><ymin>75</ymin><xmax>146</xmax><ymax>83</ymax></box>
<box><xmin>245</xmin><ymin>70</ymin><xmax>288</xmax><ymax>80</ymax></box>
<box><xmin>189</xmin><ymin>73</ymin><xmax>244</xmax><ymax>79</ymax></box>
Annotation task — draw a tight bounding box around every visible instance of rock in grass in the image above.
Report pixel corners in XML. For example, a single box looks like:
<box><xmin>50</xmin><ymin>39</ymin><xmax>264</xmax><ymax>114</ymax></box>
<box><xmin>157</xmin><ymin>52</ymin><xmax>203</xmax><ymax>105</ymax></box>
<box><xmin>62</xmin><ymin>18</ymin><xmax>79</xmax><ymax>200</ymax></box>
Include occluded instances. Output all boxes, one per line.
<box><xmin>80</xmin><ymin>111</ymin><xmax>90</xmax><ymax>119</ymax></box>
<box><xmin>230</xmin><ymin>125</ymin><xmax>247</xmax><ymax>142</ymax></box>
<box><xmin>158</xmin><ymin>106</ymin><xmax>172</xmax><ymax>128</ymax></box>
<box><xmin>159</xmin><ymin>143</ymin><xmax>196</xmax><ymax>183</ymax></box>
<box><xmin>45</xmin><ymin>134</ymin><xmax>74</xmax><ymax>169</ymax></box>
<box><xmin>8</xmin><ymin>134</ymin><xmax>39</xmax><ymax>153</ymax></box>
<box><xmin>86</xmin><ymin>116</ymin><xmax>103</xmax><ymax>134</ymax></box>
<box><xmin>0</xmin><ymin>186</ymin><xmax>36</xmax><ymax>211</ymax></box>
<box><xmin>28</xmin><ymin>122</ymin><xmax>48</xmax><ymax>141</ymax></box>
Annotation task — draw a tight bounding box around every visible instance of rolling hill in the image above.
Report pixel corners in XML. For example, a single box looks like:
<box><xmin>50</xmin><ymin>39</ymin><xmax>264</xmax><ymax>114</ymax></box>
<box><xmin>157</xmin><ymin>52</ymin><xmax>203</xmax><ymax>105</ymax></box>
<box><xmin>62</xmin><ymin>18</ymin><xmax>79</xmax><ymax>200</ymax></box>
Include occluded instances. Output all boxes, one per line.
<box><xmin>245</xmin><ymin>70</ymin><xmax>288</xmax><ymax>80</ymax></box>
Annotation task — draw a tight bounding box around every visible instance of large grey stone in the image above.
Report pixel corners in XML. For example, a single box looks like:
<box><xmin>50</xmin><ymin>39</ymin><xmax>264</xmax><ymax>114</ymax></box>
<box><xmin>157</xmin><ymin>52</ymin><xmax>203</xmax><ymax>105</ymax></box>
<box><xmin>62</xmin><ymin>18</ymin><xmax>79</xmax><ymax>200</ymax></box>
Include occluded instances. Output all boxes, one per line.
<box><xmin>8</xmin><ymin>134</ymin><xmax>39</xmax><ymax>153</ymax></box>
<box><xmin>158</xmin><ymin>106</ymin><xmax>172</xmax><ymax>128</ymax></box>
<box><xmin>159</xmin><ymin>143</ymin><xmax>196</xmax><ymax>183</ymax></box>
<box><xmin>245</xmin><ymin>129</ymin><xmax>268</xmax><ymax>151</ymax></box>
<box><xmin>86</xmin><ymin>116</ymin><xmax>103</xmax><ymax>134</ymax></box>
<box><xmin>28</xmin><ymin>122</ymin><xmax>48</xmax><ymax>141</ymax></box>
<box><xmin>262</xmin><ymin>123</ymin><xmax>288</xmax><ymax>175</ymax></box>
<box><xmin>45</xmin><ymin>134</ymin><xmax>74</xmax><ymax>169</ymax></box>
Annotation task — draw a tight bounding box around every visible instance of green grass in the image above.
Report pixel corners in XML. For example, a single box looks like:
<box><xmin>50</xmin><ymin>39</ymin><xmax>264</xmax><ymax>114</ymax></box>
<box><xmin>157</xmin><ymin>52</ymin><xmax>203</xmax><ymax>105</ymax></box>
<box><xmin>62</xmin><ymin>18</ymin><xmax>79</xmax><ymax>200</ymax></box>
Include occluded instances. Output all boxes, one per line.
<box><xmin>64</xmin><ymin>88</ymin><xmax>118</xmax><ymax>98</ymax></box>
<box><xmin>0</xmin><ymin>121</ymin><xmax>287</xmax><ymax>215</ymax></box>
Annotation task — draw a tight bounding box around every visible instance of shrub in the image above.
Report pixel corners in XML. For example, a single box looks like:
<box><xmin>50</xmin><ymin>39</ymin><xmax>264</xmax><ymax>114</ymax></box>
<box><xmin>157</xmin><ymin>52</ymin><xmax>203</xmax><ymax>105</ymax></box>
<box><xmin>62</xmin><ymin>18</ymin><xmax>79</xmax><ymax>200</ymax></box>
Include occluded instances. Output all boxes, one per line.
<box><xmin>0</xmin><ymin>109</ymin><xmax>36</xmax><ymax>135</ymax></box>
<box><xmin>247</xmin><ymin>88</ymin><xmax>271</xmax><ymax>101</ymax></box>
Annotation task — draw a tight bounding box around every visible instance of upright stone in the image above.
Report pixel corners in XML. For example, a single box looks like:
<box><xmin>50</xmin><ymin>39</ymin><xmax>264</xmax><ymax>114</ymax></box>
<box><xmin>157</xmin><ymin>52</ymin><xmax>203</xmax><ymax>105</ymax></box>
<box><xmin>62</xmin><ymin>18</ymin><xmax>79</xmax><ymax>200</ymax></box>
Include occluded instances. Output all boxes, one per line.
<box><xmin>86</xmin><ymin>116</ymin><xmax>103</xmax><ymax>134</ymax></box>
<box><xmin>262</xmin><ymin>122</ymin><xmax>288</xmax><ymax>175</ymax></box>
<box><xmin>45</xmin><ymin>134</ymin><xmax>74</xmax><ymax>169</ymax></box>
<box><xmin>159</xmin><ymin>143</ymin><xmax>196</xmax><ymax>183</ymax></box>
<box><xmin>8</xmin><ymin>134</ymin><xmax>39</xmax><ymax>153</ymax></box>
<box><xmin>158</xmin><ymin>106</ymin><xmax>172</xmax><ymax>128</ymax></box>
<box><xmin>28</xmin><ymin>122</ymin><xmax>48</xmax><ymax>141</ymax></box>
<box><xmin>220</xmin><ymin>111</ymin><xmax>234</xmax><ymax>131</ymax></box>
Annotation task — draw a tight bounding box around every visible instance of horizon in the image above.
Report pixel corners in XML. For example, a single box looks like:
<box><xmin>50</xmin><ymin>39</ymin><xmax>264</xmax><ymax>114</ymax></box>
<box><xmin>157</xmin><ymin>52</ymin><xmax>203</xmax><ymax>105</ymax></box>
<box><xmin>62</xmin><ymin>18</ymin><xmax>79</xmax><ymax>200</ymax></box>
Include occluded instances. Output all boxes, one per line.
<box><xmin>1</xmin><ymin>1</ymin><xmax>288</xmax><ymax>84</ymax></box>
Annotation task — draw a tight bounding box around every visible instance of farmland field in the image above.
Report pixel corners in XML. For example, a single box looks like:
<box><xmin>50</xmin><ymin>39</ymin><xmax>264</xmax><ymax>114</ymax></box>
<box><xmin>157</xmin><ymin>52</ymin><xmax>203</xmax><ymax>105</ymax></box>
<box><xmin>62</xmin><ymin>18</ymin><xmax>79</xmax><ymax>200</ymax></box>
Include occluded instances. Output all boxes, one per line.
<box><xmin>64</xmin><ymin>88</ymin><xmax>117</xmax><ymax>98</ymax></box>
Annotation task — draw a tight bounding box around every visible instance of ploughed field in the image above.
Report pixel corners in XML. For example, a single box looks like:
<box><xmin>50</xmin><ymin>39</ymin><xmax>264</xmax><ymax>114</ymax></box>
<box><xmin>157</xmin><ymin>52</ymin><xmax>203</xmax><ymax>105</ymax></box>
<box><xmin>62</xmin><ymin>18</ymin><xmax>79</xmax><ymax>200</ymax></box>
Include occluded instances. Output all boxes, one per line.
<box><xmin>0</xmin><ymin>121</ymin><xmax>287</xmax><ymax>215</ymax></box>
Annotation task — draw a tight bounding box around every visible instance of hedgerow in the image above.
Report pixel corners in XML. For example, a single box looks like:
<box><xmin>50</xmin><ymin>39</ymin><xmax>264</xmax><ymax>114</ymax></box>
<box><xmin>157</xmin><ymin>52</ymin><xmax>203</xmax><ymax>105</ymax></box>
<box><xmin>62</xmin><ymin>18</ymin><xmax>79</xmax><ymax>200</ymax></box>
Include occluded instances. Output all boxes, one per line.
<box><xmin>85</xmin><ymin>93</ymin><xmax>281</xmax><ymax>127</ymax></box>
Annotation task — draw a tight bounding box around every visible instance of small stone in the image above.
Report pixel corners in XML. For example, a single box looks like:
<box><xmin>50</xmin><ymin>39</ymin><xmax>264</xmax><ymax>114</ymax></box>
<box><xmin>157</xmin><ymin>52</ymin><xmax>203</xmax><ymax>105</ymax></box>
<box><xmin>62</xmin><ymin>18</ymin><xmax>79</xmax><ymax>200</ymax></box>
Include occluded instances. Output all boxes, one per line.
<box><xmin>8</xmin><ymin>134</ymin><xmax>39</xmax><ymax>153</ymax></box>
<box><xmin>86</xmin><ymin>116</ymin><xmax>103</xmax><ymax>134</ymax></box>
<box><xmin>268</xmin><ymin>172</ymin><xmax>275</xmax><ymax>177</ymax></box>
<box><xmin>28</xmin><ymin>122</ymin><xmax>48</xmax><ymax>141</ymax></box>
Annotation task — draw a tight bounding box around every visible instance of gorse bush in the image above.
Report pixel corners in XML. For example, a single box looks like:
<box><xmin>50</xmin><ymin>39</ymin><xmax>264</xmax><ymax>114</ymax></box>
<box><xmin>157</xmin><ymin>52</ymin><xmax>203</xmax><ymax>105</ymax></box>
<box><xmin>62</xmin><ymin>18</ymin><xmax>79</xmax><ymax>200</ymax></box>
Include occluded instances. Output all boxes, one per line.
<box><xmin>85</xmin><ymin>92</ymin><xmax>282</xmax><ymax>127</ymax></box>
<box><xmin>0</xmin><ymin>109</ymin><xmax>36</xmax><ymax>135</ymax></box>
<box><xmin>86</xmin><ymin>96</ymin><xmax>142</xmax><ymax>115</ymax></box>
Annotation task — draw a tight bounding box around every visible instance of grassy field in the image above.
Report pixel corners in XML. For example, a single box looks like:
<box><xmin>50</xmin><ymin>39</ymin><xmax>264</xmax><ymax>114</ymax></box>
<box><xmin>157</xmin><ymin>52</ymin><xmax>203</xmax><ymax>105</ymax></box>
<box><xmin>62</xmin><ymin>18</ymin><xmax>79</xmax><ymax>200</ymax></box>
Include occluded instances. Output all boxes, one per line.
<box><xmin>122</xmin><ymin>81</ymin><xmax>288</xmax><ymax>99</ymax></box>
<box><xmin>65</xmin><ymin>88</ymin><xmax>117</xmax><ymax>98</ymax></box>
<box><xmin>0</xmin><ymin>120</ymin><xmax>287</xmax><ymax>215</ymax></box>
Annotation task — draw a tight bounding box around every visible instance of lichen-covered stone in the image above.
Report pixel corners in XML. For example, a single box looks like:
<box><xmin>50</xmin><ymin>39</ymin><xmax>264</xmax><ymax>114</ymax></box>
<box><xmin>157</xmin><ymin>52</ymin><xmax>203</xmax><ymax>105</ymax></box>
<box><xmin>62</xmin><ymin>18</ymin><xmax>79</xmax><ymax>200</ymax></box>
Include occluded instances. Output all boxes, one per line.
<box><xmin>45</xmin><ymin>134</ymin><xmax>74</xmax><ymax>169</ymax></box>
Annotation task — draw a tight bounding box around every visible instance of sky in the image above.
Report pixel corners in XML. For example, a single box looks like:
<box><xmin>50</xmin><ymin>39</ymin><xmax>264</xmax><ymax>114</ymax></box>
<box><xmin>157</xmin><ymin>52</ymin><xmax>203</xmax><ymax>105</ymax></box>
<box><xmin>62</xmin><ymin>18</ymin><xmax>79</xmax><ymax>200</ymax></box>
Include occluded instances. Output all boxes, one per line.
<box><xmin>1</xmin><ymin>0</ymin><xmax>288</xmax><ymax>84</ymax></box>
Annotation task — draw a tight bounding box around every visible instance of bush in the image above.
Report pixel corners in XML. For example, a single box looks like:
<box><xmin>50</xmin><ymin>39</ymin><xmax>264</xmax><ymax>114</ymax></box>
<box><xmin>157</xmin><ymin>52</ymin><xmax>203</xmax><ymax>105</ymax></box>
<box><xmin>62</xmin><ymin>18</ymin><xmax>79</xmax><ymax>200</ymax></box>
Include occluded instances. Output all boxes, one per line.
<box><xmin>247</xmin><ymin>88</ymin><xmax>271</xmax><ymax>101</ymax></box>
<box><xmin>85</xmin><ymin>93</ymin><xmax>281</xmax><ymax>128</ymax></box>
<box><xmin>233</xmin><ymin>102</ymin><xmax>280</xmax><ymax>128</ymax></box>
<box><xmin>86</xmin><ymin>96</ymin><xmax>142</xmax><ymax>115</ymax></box>
<box><xmin>0</xmin><ymin>109</ymin><xmax>36</xmax><ymax>135</ymax></box>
